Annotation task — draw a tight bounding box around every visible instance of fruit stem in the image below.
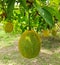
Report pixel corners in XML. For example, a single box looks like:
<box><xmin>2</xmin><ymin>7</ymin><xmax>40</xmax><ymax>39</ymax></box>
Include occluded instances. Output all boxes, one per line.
<box><xmin>37</xmin><ymin>16</ymin><xmax>41</xmax><ymax>32</ymax></box>
<box><xmin>28</xmin><ymin>10</ymin><xmax>31</xmax><ymax>30</ymax></box>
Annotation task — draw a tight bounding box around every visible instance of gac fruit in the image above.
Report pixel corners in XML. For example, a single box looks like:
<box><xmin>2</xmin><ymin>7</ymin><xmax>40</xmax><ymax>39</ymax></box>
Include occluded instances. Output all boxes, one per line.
<box><xmin>18</xmin><ymin>30</ymin><xmax>41</xmax><ymax>59</ymax></box>
<box><xmin>4</xmin><ymin>22</ymin><xmax>13</xmax><ymax>33</ymax></box>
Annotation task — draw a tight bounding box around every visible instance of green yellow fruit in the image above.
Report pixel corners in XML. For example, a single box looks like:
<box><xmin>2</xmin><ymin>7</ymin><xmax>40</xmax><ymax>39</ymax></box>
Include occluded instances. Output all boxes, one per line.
<box><xmin>18</xmin><ymin>30</ymin><xmax>41</xmax><ymax>59</ymax></box>
<box><xmin>4</xmin><ymin>22</ymin><xmax>13</xmax><ymax>33</ymax></box>
<box><xmin>51</xmin><ymin>29</ymin><xmax>57</xmax><ymax>36</ymax></box>
<box><xmin>42</xmin><ymin>30</ymin><xmax>50</xmax><ymax>37</ymax></box>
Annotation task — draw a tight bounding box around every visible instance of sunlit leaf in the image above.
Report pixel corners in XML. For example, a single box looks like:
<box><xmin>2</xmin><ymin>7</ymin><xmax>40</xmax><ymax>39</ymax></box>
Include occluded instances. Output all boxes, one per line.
<box><xmin>34</xmin><ymin>2</ymin><xmax>54</xmax><ymax>27</ymax></box>
<box><xmin>43</xmin><ymin>6</ymin><xmax>60</xmax><ymax>22</ymax></box>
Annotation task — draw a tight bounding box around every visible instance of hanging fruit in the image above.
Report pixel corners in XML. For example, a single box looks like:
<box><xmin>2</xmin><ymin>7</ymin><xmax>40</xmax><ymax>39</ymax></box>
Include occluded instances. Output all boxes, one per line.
<box><xmin>42</xmin><ymin>29</ymin><xmax>50</xmax><ymax>37</ymax></box>
<box><xmin>51</xmin><ymin>28</ymin><xmax>57</xmax><ymax>36</ymax></box>
<box><xmin>18</xmin><ymin>30</ymin><xmax>41</xmax><ymax>59</ymax></box>
<box><xmin>4</xmin><ymin>22</ymin><xmax>13</xmax><ymax>33</ymax></box>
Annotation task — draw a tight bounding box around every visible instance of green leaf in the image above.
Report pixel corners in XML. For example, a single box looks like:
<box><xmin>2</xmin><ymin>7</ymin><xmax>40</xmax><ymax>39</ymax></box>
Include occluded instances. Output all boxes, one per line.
<box><xmin>7</xmin><ymin>0</ymin><xmax>16</xmax><ymax>20</ymax></box>
<box><xmin>43</xmin><ymin>6</ymin><xmax>60</xmax><ymax>22</ymax></box>
<box><xmin>34</xmin><ymin>2</ymin><xmax>54</xmax><ymax>27</ymax></box>
<box><xmin>50</xmin><ymin>0</ymin><xmax>60</xmax><ymax>5</ymax></box>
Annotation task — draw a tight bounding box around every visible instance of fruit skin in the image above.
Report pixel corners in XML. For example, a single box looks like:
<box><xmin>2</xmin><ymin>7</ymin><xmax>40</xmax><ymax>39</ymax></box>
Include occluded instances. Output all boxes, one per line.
<box><xmin>18</xmin><ymin>30</ymin><xmax>41</xmax><ymax>59</ymax></box>
<box><xmin>42</xmin><ymin>30</ymin><xmax>50</xmax><ymax>37</ymax></box>
<box><xmin>51</xmin><ymin>29</ymin><xmax>57</xmax><ymax>36</ymax></box>
<box><xmin>4</xmin><ymin>22</ymin><xmax>13</xmax><ymax>33</ymax></box>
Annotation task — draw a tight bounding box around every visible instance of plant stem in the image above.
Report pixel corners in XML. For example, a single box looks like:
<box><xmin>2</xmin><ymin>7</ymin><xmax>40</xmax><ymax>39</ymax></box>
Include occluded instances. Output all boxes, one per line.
<box><xmin>28</xmin><ymin>11</ymin><xmax>31</xmax><ymax>30</ymax></box>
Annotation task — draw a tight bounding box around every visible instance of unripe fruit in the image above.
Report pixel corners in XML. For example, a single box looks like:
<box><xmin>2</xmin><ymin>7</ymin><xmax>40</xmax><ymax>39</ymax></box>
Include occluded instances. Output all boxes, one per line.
<box><xmin>18</xmin><ymin>30</ymin><xmax>41</xmax><ymax>59</ymax></box>
<box><xmin>42</xmin><ymin>30</ymin><xmax>50</xmax><ymax>37</ymax></box>
<box><xmin>4</xmin><ymin>22</ymin><xmax>13</xmax><ymax>33</ymax></box>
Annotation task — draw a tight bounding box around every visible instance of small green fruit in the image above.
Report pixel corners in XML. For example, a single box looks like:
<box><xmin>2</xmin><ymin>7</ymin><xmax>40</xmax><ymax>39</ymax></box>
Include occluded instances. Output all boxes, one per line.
<box><xmin>4</xmin><ymin>22</ymin><xmax>13</xmax><ymax>33</ymax></box>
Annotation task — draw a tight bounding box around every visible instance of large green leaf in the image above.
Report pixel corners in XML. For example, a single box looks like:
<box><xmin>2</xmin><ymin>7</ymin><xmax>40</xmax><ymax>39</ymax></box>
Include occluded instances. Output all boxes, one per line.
<box><xmin>7</xmin><ymin>0</ymin><xmax>16</xmax><ymax>20</ymax></box>
<box><xmin>43</xmin><ymin>6</ymin><xmax>60</xmax><ymax>22</ymax></box>
<box><xmin>34</xmin><ymin>1</ymin><xmax>54</xmax><ymax>27</ymax></box>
